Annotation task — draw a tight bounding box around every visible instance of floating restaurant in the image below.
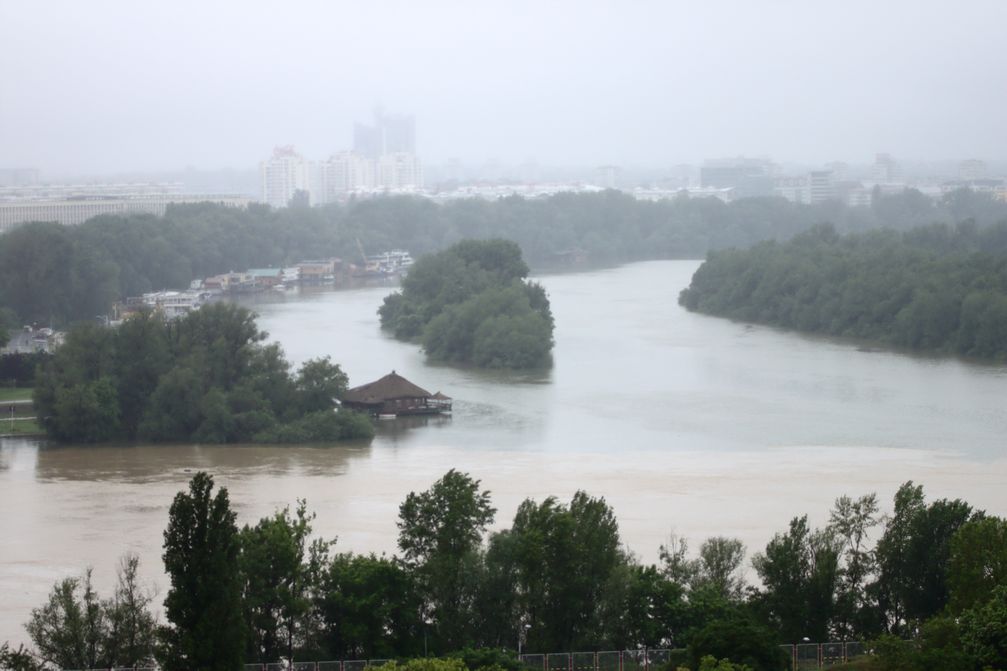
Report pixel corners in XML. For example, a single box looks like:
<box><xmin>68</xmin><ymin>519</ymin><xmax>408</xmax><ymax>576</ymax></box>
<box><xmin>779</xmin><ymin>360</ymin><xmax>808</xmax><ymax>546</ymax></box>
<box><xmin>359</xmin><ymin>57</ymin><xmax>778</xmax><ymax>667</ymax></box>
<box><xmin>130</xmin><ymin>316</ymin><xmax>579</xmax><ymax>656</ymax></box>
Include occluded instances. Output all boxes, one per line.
<box><xmin>340</xmin><ymin>371</ymin><xmax>452</xmax><ymax>417</ymax></box>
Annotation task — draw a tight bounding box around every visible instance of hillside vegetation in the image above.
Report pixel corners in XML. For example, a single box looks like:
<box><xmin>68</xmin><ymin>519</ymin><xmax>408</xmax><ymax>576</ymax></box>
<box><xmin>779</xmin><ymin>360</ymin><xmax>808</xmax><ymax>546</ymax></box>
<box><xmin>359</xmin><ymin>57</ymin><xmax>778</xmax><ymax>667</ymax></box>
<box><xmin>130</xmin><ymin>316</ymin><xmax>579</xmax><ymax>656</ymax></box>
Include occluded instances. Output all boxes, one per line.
<box><xmin>679</xmin><ymin>222</ymin><xmax>1007</xmax><ymax>360</ymax></box>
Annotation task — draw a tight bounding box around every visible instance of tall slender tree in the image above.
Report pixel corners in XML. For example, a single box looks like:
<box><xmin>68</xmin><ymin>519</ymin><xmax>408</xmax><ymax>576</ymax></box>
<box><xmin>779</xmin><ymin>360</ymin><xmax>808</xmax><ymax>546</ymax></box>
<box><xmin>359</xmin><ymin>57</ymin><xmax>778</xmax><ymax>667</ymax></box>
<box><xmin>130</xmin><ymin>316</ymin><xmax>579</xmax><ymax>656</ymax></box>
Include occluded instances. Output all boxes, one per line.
<box><xmin>160</xmin><ymin>472</ymin><xmax>244</xmax><ymax>671</ymax></box>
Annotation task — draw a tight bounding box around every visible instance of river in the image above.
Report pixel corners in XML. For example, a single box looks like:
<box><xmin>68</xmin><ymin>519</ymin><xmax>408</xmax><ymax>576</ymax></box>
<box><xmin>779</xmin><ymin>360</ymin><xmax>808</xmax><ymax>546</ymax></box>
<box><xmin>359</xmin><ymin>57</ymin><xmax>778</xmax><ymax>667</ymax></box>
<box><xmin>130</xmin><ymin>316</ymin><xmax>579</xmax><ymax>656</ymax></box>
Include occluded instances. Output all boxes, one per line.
<box><xmin>2</xmin><ymin>260</ymin><xmax>1006</xmax><ymax>644</ymax></box>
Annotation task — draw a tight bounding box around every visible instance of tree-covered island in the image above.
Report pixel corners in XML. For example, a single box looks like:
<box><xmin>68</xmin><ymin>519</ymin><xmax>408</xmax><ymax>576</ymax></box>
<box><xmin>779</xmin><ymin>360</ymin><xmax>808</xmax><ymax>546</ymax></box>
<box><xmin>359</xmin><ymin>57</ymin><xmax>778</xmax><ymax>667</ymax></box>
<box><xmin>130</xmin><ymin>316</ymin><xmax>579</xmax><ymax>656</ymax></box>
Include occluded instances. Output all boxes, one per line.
<box><xmin>379</xmin><ymin>239</ymin><xmax>554</xmax><ymax>368</ymax></box>
<box><xmin>679</xmin><ymin>222</ymin><xmax>1007</xmax><ymax>361</ymax></box>
<box><xmin>33</xmin><ymin>303</ymin><xmax>374</xmax><ymax>443</ymax></box>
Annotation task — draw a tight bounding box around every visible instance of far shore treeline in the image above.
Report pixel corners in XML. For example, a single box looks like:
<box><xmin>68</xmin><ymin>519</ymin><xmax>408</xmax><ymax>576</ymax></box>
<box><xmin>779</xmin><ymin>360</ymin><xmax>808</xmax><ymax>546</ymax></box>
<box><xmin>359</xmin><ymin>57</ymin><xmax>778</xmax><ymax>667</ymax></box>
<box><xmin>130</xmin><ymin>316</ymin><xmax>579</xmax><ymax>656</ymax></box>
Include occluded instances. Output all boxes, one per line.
<box><xmin>2</xmin><ymin>188</ymin><xmax>1007</xmax><ymax>335</ymax></box>
<box><xmin>32</xmin><ymin>303</ymin><xmax>374</xmax><ymax>443</ymax></box>
<box><xmin>3</xmin><ymin>471</ymin><xmax>1006</xmax><ymax>671</ymax></box>
<box><xmin>379</xmin><ymin>240</ymin><xmax>554</xmax><ymax>368</ymax></box>
<box><xmin>680</xmin><ymin>222</ymin><xmax>1007</xmax><ymax>361</ymax></box>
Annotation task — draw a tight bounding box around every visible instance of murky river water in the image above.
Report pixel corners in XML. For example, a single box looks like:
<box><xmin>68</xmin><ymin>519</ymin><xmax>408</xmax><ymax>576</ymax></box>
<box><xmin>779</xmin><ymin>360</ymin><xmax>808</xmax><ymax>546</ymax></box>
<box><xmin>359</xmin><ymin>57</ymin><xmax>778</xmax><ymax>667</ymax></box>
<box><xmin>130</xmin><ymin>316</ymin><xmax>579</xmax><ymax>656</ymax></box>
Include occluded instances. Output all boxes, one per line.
<box><xmin>2</xmin><ymin>260</ymin><xmax>1006</xmax><ymax>644</ymax></box>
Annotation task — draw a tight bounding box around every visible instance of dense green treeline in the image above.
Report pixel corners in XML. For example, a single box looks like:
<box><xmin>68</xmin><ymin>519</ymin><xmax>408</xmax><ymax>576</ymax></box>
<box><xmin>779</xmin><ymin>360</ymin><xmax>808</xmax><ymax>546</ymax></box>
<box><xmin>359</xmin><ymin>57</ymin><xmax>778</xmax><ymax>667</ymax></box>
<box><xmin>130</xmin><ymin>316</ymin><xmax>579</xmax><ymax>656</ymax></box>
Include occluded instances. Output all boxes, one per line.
<box><xmin>5</xmin><ymin>473</ymin><xmax>1006</xmax><ymax>671</ymax></box>
<box><xmin>33</xmin><ymin>303</ymin><xmax>374</xmax><ymax>443</ymax></box>
<box><xmin>679</xmin><ymin>221</ymin><xmax>1007</xmax><ymax>360</ymax></box>
<box><xmin>379</xmin><ymin>240</ymin><xmax>554</xmax><ymax>368</ymax></box>
<box><xmin>2</xmin><ymin>188</ymin><xmax>1005</xmax><ymax>334</ymax></box>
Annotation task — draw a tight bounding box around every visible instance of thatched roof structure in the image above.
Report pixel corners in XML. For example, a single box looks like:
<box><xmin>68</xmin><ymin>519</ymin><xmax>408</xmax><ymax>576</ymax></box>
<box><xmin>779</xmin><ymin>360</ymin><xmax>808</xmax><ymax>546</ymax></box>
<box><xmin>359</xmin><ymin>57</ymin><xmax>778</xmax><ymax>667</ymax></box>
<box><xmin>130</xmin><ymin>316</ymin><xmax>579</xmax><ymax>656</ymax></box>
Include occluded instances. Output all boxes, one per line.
<box><xmin>342</xmin><ymin>371</ymin><xmax>432</xmax><ymax>405</ymax></box>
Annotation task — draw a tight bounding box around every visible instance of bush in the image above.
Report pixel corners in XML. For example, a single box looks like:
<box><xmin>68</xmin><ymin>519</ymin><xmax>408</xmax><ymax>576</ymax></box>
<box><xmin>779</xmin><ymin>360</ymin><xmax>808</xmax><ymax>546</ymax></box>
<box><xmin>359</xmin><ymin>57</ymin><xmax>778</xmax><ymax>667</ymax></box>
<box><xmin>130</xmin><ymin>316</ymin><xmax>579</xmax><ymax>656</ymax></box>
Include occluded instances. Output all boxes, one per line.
<box><xmin>447</xmin><ymin>648</ymin><xmax>522</xmax><ymax>671</ymax></box>
<box><xmin>253</xmin><ymin>409</ymin><xmax>374</xmax><ymax>443</ymax></box>
<box><xmin>687</xmin><ymin>613</ymin><xmax>788</xmax><ymax>671</ymax></box>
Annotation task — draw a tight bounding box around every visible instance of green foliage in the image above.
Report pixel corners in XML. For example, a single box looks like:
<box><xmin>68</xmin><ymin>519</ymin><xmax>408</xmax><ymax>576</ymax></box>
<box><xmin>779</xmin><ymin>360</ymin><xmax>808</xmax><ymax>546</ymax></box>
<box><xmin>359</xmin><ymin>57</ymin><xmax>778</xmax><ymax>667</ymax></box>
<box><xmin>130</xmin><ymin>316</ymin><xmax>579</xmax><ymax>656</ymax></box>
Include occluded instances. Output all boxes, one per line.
<box><xmin>23</xmin><ymin>557</ymin><xmax>156</xmax><ymax>671</ymax></box>
<box><xmin>0</xmin><ymin>642</ymin><xmax>40</xmax><ymax>671</ymax></box>
<box><xmin>24</xmin><ymin>471</ymin><xmax>1007</xmax><ymax>667</ymax></box>
<box><xmin>398</xmin><ymin>470</ymin><xmax>496</xmax><ymax>651</ymax></box>
<box><xmin>949</xmin><ymin>517</ymin><xmax>1007</xmax><ymax>613</ymax></box>
<box><xmin>446</xmin><ymin>647</ymin><xmax>523</xmax><ymax>671</ymax></box>
<box><xmin>598</xmin><ymin>563</ymin><xmax>689</xmax><ymax>649</ymax></box>
<box><xmin>3</xmin><ymin>189</ymin><xmax>1007</xmax><ymax>329</ymax></box>
<box><xmin>0</xmin><ymin>351</ymin><xmax>49</xmax><ymax>388</ymax></box>
<box><xmin>32</xmin><ymin>303</ymin><xmax>371</xmax><ymax>443</ymax></box>
<box><xmin>751</xmin><ymin>516</ymin><xmax>842</xmax><ymax>643</ymax></box>
<box><xmin>829</xmin><ymin>494</ymin><xmax>882</xmax><ymax>639</ymax></box>
<box><xmin>687</xmin><ymin>613</ymin><xmax>786</xmax><ymax>671</ymax></box>
<box><xmin>692</xmin><ymin>537</ymin><xmax>747</xmax><ymax>602</ymax></box>
<box><xmin>0</xmin><ymin>308</ymin><xmax>15</xmax><ymax>349</ymax></box>
<box><xmin>502</xmin><ymin>491</ymin><xmax>624</xmax><ymax>651</ymax></box>
<box><xmin>375</xmin><ymin>659</ymin><xmax>469</xmax><ymax>671</ymax></box>
<box><xmin>870</xmin><ymin>617</ymin><xmax>974</xmax><ymax>671</ymax></box>
<box><xmin>296</xmin><ymin>357</ymin><xmax>350</xmax><ymax>414</ymax></box>
<box><xmin>239</xmin><ymin>501</ymin><xmax>323</xmax><ymax>663</ymax></box>
<box><xmin>160</xmin><ymin>472</ymin><xmax>245</xmax><ymax>671</ymax></box>
<box><xmin>252</xmin><ymin>409</ymin><xmax>375</xmax><ymax>443</ymax></box>
<box><xmin>697</xmin><ymin>655</ymin><xmax>753</xmax><ymax>671</ymax></box>
<box><xmin>314</xmin><ymin>553</ymin><xmax>423</xmax><ymax>659</ymax></box>
<box><xmin>25</xmin><ymin>571</ymin><xmax>107</xmax><ymax>671</ymax></box>
<box><xmin>960</xmin><ymin>585</ymin><xmax>1007</xmax><ymax>670</ymax></box>
<box><xmin>680</xmin><ymin>222</ymin><xmax>1007</xmax><ymax>361</ymax></box>
<box><xmin>873</xmin><ymin>482</ymin><xmax>976</xmax><ymax>633</ymax></box>
<box><xmin>381</xmin><ymin>240</ymin><xmax>553</xmax><ymax>369</ymax></box>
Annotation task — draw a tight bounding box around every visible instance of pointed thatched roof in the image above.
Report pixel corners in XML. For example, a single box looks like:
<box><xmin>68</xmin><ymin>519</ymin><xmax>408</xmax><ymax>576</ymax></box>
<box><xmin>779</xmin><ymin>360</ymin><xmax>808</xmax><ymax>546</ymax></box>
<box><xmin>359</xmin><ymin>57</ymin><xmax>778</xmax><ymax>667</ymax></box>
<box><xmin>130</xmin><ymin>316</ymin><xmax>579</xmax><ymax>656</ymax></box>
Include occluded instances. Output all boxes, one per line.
<box><xmin>342</xmin><ymin>371</ymin><xmax>432</xmax><ymax>404</ymax></box>
<box><xmin>431</xmin><ymin>391</ymin><xmax>451</xmax><ymax>400</ymax></box>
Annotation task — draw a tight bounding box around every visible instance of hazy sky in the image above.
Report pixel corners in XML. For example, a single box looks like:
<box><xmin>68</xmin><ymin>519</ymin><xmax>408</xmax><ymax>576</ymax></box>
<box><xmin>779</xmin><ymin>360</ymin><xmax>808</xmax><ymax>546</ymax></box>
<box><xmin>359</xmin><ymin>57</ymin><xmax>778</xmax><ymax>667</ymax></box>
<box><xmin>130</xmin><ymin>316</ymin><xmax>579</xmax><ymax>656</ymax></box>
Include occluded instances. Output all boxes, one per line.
<box><xmin>2</xmin><ymin>0</ymin><xmax>1005</xmax><ymax>175</ymax></box>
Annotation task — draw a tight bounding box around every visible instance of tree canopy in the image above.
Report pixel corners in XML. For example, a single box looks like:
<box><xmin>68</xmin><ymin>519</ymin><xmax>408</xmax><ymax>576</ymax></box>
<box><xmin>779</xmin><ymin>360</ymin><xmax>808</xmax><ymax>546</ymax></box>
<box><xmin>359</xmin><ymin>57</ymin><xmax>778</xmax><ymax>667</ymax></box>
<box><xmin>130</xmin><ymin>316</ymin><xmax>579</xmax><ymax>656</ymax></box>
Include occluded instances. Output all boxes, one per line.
<box><xmin>32</xmin><ymin>304</ymin><xmax>374</xmax><ymax>443</ymax></box>
<box><xmin>680</xmin><ymin>221</ymin><xmax>1007</xmax><ymax>360</ymax></box>
<box><xmin>379</xmin><ymin>240</ymin><xmax>554</xmax><ymax>368</ymax></box>
<box><xmin>8</xmin><ymin>474</ymin><xmax>1007</xmax><ymax>671</ymax></box>
<box><xmin>4</xmin><ymin>188</ymin><xmax>1005</xmax><ymax>328</ymax></box>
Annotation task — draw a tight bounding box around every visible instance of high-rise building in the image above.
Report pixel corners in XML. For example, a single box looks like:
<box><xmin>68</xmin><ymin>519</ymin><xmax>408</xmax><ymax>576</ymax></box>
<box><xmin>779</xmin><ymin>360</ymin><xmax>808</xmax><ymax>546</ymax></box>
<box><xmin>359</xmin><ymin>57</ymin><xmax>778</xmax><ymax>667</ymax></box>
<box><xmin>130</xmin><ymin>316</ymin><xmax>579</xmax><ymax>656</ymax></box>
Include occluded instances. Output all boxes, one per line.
<box><xmin>354</xmin><ymin>111</ymin><xmax>416</xmax><ymax>159</ymax></box>
<box><xmin>312</xmin><ymin>151</ymin><xmax>376</xmax><ymax>203</ymax></box>
<box><xmin>377</xmin><ymin>152</ymin><xmax>423</xmax><ymax>190</ymax></box>
<box><xmin>596</xmin><ymin>165</ymin><xmax>620</xmax><ymax>189</ymax></box>
<box><xmin>260</xmin><ymin>146</ymin><xmax>309</xmax><ymax>208</ymax></box>
<box><xmin>353</xmin><ymin>123</ymin><xmax>382</xmax><ymax>161</ymax></box>
<box><xmin>873</xmin><ymin>153</ymin><xmax>900</xmax><ymax>183</ymax></box>
<box><xmin>959</xmin><ymin>159</ymin><xmax>987</xmax><ymax>181</ymax></box>
<box><xmin>701</xmin><ymin>157</ymin><xmax>776</xmax><ymax>198</ymax></box>
<box><xmin>808</xmin><ymin>170</ymin><xmax>835</xmax><ymax>204</ymax></box>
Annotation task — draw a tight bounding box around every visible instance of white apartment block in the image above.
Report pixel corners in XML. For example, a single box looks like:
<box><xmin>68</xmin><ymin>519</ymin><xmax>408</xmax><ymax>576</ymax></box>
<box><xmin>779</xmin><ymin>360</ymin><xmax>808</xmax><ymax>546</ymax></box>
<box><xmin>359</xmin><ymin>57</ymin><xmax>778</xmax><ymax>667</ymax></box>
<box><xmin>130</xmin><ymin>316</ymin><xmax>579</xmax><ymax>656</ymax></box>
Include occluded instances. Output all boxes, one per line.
<box><xmin>311</xmin><ymin>151</ymin><xmax>377</xmax><ymax>204</ymax></box>
<box><xmin>377</xmin><ymin>152</ymin><xmax>423</xmax><ymax>191</ymax></box>
<box><xmin>0</xmin><ymin>194</ymin><xmax>251</xmax><ymax>234</ymax></box>
<box><xmin>260</xmin><ymin>146</ymin><xmax>309</xmax><ymax>208</ymax></box>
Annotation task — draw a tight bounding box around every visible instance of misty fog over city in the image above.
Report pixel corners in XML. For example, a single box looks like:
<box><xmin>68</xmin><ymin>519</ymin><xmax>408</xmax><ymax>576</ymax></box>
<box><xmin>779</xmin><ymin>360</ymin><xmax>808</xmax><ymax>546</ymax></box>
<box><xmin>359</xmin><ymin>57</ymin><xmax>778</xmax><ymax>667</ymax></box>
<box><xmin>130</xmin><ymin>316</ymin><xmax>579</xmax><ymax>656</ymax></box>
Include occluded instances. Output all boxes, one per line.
<box><xmin>2</xmin><ymin>2</ymin><xmax>1007</xmax><ymax>671</ymax></box>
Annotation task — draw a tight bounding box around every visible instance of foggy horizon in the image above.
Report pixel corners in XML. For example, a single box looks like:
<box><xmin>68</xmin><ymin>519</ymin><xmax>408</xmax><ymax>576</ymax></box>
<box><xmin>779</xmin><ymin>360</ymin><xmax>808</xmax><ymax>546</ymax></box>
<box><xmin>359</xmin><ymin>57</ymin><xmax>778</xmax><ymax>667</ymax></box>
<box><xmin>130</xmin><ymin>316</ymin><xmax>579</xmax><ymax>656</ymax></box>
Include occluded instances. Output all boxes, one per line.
<box><xmin>3</xmin><ymin>0</ymin><xmax>1007</xmax><ymax>175</ymax></box>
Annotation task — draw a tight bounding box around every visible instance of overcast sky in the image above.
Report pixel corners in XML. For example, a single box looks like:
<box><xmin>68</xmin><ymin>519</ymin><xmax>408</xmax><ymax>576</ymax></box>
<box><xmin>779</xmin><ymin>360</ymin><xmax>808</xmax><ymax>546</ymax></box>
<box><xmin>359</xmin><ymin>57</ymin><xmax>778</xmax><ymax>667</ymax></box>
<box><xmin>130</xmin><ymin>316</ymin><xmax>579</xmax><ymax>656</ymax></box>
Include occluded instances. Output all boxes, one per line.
<box><xmin>2</xmin><ymin>0</ymin><xmax>1005</xmax><ymax>175</ymax></box>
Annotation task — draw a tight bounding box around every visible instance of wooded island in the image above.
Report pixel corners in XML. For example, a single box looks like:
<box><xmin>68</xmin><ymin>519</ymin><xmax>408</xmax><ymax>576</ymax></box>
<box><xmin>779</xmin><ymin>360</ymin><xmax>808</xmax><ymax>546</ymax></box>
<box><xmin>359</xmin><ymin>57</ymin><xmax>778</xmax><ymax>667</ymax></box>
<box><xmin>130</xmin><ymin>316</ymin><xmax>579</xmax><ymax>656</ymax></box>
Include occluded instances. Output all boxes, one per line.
<box><xmin>680</xmin><ymin>222</ymin><xmax>1007</xmax><ymax>361</ymax></box>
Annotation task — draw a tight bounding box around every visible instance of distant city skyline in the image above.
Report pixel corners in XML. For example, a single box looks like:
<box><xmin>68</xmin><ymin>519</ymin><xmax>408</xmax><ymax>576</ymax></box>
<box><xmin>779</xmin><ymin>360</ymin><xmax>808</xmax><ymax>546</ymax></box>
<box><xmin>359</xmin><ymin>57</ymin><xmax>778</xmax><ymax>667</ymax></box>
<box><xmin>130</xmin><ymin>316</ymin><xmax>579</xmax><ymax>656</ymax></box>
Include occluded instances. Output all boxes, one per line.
<box><xmin>3</xmin><ymin>1</ymin><xmax>1006</xmax><ymax>175</ymax></box>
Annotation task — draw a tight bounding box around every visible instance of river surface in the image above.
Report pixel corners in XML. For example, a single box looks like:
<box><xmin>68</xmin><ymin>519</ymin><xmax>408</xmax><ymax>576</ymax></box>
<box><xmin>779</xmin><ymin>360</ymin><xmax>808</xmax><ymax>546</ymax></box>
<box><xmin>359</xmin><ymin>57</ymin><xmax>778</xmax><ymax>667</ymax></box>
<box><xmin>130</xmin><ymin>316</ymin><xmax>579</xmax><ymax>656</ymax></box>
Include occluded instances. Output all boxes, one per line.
<box><xmin>2</xmin><ymin>260</ymin><xmax>1007</xmax><ymax>644</ymax></box>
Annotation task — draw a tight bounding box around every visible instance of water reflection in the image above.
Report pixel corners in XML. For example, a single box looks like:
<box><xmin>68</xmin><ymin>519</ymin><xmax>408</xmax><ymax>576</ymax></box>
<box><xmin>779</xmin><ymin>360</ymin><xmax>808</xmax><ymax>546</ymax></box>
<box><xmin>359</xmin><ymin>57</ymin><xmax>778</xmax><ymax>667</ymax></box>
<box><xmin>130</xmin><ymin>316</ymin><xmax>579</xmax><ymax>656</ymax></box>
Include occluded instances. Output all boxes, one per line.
<box><xmin>31</xmin><ymin>442</ymin><xmax>374</xmax><ymax>482</ymax></box>
<box><xmin>375</xmin><ymin>414</ymin><xmax>453</xmax><ymax>443</ymax></box>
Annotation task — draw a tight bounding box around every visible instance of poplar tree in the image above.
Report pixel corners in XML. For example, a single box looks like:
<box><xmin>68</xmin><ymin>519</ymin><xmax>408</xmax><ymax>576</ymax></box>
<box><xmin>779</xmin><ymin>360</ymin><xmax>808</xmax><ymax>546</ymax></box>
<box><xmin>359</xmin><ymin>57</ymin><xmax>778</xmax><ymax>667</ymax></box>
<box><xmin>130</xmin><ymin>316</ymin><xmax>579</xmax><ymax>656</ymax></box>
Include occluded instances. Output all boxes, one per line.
<box><xmin>160</xmin><ymin>472</ymin><xmax>244</xmax><ymax>671</ymax></box>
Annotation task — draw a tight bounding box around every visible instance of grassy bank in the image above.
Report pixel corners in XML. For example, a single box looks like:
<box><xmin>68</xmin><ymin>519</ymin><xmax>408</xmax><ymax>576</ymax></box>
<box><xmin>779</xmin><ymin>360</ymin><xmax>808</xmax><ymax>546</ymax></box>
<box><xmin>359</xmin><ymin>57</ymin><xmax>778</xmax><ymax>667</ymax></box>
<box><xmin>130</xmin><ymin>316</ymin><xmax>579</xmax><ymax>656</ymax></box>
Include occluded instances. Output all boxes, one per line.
<box><xmin>0</xmin><ymin>387</ymin><xmax>33</xmax><ymax>402</ymax></box>
<box><xmin>0</xmin><ymin>417</ymin><xmax>42</xmax><ymax>436</ymax></box>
